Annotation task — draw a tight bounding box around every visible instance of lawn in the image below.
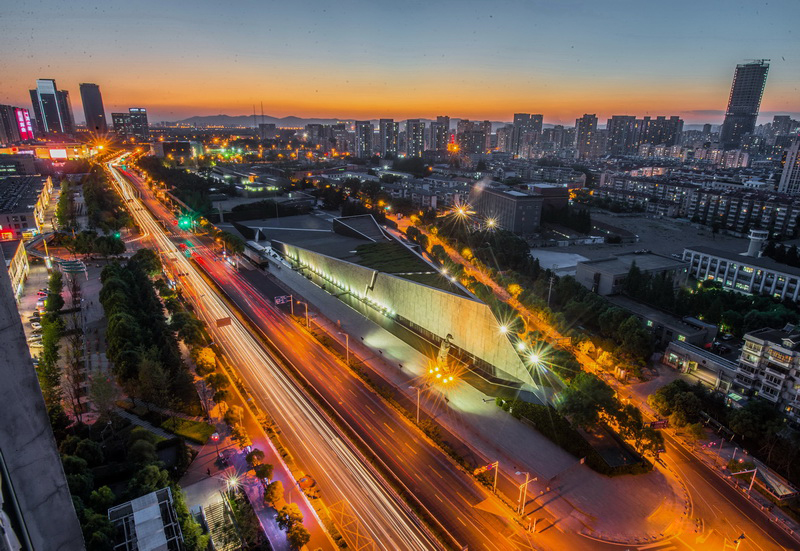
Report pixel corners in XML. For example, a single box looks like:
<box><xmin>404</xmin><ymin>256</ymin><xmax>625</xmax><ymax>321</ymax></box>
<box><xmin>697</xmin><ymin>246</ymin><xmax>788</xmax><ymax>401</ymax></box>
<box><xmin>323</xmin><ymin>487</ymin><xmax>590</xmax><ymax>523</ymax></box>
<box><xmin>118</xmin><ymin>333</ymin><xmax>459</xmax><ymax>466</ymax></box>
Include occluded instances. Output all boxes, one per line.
<box><xmin>161</xmin><ymin>417</ymin><xmax>215</xmax><ymax>444</ymax></box>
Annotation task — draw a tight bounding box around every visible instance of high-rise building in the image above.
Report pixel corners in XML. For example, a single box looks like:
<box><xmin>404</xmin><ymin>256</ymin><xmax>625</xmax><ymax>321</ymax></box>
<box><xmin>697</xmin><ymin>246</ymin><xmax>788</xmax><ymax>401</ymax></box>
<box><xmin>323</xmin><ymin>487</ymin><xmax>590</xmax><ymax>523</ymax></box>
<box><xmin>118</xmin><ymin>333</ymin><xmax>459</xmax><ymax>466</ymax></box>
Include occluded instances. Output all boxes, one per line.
<box><xmin>430</xmin><ymin>115</ymin><xmax>450</xmax><ymax>151</ymax></box>
<box><xmin>128</xmin><ymin>108</ymin><xmax>150</xmax><ymax>140</ymax></box>
<box><xmin>378</xmin><ymin>119</ymin><xmax>399</xmax><ymax>157</ymax></box>
<box><xmin>112</xmin><ymin>112</ymin><xmax>131</xmax><ymax>136</ymax></box>
<box><xmin>29</xmin><ymin>79</ymin><xmax>75</xmax><ymax>136</ymax></box>
<box><xmin>0</xmin><ymin>105</ymin><xmax>34</xmax><ymax>145</ymax></box>
<box><xmin>456</xmin><ymin>120</ymin><xmax>489</xmax><ymax>155</ymax></box>
<box><xmin>639</xmin><ymin>116</ymin><xmax>684</xmax><ymax>147</ymax></box>
<box><xmin>720</xmin><ymin>60</ymin><xmax>769</xmax><ymax>150</ymax></box>
<box><xmin>354</xmin><ymin>120</ymin><xmax>374</xmax><ymax>158</ymax></box>
<box><xmin>606</xmin><ymin>115</ymin><xmax>638</xmax><ymax>155</ymax></box>
<box><xmin>79</xmin><ymin>83</ymin><xmax>107</xmax><ymax>134</ymax></box>
<box><xmin>778</xmin><ymin>141</ymin><xmax>800</xmax><ymax>195</ymax></box>
<box><xmin>405</xmin><ymin>119</ymin><xmax>425</xmax><ymax>158</ymax></box>
<box><xmin>511</xmin><ymin>113</ymin><xmax>543</xmax><ymax>157</ymax></box>
<box><xmin>575</xmin><ymin>114</ymin><xmax>598</xmax><ymax>160</ymax></box>
<box><xmin>0</xmin><ymin>245</ymin><xmax>84</xmax><ymax>549</ymax></box>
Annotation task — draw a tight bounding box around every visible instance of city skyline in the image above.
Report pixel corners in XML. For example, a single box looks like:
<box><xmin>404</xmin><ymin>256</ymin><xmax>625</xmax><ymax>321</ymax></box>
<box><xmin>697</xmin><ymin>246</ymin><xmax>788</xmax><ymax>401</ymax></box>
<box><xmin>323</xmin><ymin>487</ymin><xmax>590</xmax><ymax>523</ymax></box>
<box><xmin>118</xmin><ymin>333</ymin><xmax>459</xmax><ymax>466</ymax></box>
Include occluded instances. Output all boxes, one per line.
<box><xmin>0</xmin><ymin>0</ymin><xmax>798</xmax><ymax>124</ymax></box>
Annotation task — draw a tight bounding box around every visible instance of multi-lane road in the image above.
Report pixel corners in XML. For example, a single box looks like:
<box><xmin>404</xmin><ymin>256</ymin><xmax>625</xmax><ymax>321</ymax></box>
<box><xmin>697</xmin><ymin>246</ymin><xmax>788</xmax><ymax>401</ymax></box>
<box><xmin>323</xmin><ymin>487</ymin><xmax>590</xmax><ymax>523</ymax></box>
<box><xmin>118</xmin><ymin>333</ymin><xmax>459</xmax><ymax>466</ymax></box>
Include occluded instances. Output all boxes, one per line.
<box><xmin>109</xmin><ymin>154</ymin><xmax>799</xmax><ymax>551</ymax></box>
<box><xmin>106</xmin><ymin>157</ymin><xmax>439</xmax><ymax>551</ymax></box>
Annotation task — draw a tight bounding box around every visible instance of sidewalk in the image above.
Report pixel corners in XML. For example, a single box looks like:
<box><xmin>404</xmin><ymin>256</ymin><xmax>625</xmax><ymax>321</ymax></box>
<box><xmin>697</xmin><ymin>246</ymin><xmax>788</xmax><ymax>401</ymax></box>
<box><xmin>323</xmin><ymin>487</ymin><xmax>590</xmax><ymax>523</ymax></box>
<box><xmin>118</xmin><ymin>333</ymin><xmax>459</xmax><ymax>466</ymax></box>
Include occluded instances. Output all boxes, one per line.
<box><xmin>244</xmin><ymin>256</ymin><xmax>689</xmax><ymax>545</ymax></box>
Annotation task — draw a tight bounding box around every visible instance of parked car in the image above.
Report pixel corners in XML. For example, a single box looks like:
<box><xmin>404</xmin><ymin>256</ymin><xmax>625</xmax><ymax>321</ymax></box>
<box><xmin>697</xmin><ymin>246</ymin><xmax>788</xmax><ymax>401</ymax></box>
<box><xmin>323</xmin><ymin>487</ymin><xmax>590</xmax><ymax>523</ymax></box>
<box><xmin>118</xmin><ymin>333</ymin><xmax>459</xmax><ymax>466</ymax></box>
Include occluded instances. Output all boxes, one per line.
<box><xmin>30</xmin><ymin>322</ymin><xmax>42</xmax><ymax>330</ymax></box>
<box><xmin>36</xmin><ymin>290</ymin><xmax>49</xmax><ymax>297</ymax></box>
<box><xmin>29</xmin><ymin>341</ymin><xmax>43</xmax><ymax>349</ymax></box>
<box><xmin>721</xmin><ymin>333</ymin><xmax>734</xmax><ymax>341</ymax></box>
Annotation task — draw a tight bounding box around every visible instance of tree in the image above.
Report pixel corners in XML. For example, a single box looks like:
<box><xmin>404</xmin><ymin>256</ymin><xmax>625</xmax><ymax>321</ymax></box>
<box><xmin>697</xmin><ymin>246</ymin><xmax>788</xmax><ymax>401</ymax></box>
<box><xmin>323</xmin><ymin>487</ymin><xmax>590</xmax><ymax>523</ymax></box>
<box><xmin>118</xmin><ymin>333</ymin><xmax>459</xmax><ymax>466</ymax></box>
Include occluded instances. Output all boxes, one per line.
<box><xmin>245</xmin><ymin>448</ymin><xmax>265</xmax><ymax>467</ymax></box>
<box><xmin>75</xmin><ymin>439</ymin><xmax>104</xmax><ymax>467</ymax></box>
<box><xmin>89</xmin><ymin>486</ymin><xmax>116</xmax><ymax>511</ymax></box>
<box><xmin>129</xmin><ymin>249</ymin><xmax>162</xmax><ymax>276</ymax></box>
<box><xmin>127</xmin><ymin>465</ymin><xmax>171</xmax><ymax>498</ymax></box>
<box><xmin>276</xmin><ymin>503</ymin><xmax>303</xmax><ymax>531</ymax></box>
<box><xmin>557</xmin><ymin>372</ymin><xmax>615</xmax><ymax>430</ymax></box>
<box><xmin>128</xmin><ymin>439</ymin><xmax>158</xmax><ymax>466</ymax></box>
<box><xmin>254</xmin><ymin>464</ymin><xmax>274</xmax><ymax>481</ymax></box>
<box><xmin>89</xmin><ymin>375</ymin><xmax>119</xmax><ymax>418</ymax></box>
<box><xmin>287</xmin><ymin>524</ymin><xmax>311</xmax><ymax>549</ymax></box>
<box><xmin>193</xmin><ymin>347</ymin><xmax>216</xmax><ymax>375</ymax></box>
<box><xmin>264</xmin><ymin>480</ymin><xmax>284</xmax><ymax>505</ymax></box>
<box><xmin>137</xmin><ymin>353</ymin><xmax>171</xmax><ymax>410</ymax></box>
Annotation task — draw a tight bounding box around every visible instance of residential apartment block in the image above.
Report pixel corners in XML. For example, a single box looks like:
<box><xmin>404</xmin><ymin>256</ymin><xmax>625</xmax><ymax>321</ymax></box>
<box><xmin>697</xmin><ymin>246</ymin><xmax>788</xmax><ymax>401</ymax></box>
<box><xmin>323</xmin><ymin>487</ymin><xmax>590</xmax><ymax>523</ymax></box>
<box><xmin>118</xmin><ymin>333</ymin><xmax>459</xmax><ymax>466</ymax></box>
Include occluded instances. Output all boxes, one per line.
<box><xmin>734</xmin><ymin>325</ymin><xmax>800</xmax><ymax>419</ymax></box>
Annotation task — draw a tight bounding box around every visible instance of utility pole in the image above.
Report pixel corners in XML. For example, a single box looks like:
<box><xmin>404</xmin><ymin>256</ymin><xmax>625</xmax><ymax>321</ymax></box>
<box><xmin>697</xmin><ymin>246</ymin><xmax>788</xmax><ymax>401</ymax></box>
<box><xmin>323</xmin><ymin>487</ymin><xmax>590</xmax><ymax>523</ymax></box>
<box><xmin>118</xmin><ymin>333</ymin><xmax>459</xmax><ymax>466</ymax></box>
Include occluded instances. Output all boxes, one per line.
<box><xmin>547</xmin><ymin>274</ymin><xmax>555</xmax><ymax>307</ymax></box>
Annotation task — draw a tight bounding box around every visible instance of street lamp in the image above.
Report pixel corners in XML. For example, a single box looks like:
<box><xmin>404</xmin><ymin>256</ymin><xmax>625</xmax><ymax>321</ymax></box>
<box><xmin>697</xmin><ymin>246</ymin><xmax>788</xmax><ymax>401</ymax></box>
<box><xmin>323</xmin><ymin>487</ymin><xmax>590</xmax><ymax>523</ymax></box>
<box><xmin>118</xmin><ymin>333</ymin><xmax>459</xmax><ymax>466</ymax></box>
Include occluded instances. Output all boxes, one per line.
<box><xmin>515</xmin><ymin>471</ymin><xmax>537</xmax><ymax>515</ymax></box>
<box><xmin>408</xmin><ymin>385</ymin><xmax>422</xmax><ymax>424</ymax></box>
<box><xmin>499</xmin><ymin>324</ymin><xmax>509</xmax><ymax>335</ymax></box>
<box><xmin>338</xmin><ymin>331</ymin><xmax>350</xmax><ymax>365</ymax></box>
<box><xmin>528</xmin><ymin>353</ymin><xmax>541</xmax><ymax>365</ymax></box>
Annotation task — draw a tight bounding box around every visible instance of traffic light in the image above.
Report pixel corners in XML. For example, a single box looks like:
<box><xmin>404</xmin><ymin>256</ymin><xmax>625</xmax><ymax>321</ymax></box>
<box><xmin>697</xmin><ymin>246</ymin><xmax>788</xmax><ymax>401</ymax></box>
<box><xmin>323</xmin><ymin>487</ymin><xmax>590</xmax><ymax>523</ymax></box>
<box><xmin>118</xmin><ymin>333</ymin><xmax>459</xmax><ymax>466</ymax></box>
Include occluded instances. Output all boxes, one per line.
<box><xmin>113</xmin><ymin>232</ymin><xmax>121</xmax><ymax>239</ymax></box>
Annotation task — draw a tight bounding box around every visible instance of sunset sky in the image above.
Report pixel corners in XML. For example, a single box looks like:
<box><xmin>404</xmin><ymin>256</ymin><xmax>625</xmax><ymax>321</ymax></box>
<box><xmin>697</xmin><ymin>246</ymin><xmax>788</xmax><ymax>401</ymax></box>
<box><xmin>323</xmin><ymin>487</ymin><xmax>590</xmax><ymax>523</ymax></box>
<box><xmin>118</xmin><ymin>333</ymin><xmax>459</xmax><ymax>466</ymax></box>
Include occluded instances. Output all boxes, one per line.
<box><xmin>1</xmin><ymin>0</ymin><xmax>798</xmax><ymax>125</ymax></box>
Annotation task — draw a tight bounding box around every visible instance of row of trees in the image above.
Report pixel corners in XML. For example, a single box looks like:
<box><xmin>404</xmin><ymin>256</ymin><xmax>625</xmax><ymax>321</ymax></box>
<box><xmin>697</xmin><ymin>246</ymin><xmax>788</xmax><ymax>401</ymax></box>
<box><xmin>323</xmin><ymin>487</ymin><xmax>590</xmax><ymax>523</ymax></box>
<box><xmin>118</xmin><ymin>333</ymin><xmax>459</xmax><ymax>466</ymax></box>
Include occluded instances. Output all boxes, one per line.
<box><xmin>139</xmin><ymin>157</ymin><xmax>225</xmax><ymax>215</ymax></box>
<box><xmin>61</xmin><ymin>421</ymin><xmax>206</xmax><ymax>551</ymax></box>
<box><xmin>649</xmin><ymin>380</ymin><xmax>800</xmax><ymax>492</ymax></box>
<box><xmin>55</xmin><ymin>180</ymin><xmax>77</xmax><ymax>230</ymax></box>
<box><xmin>99</xmin><ymin>250</ymin><xmax>197</xmax><ymax>410</ymax></box>
<box><xmin>763</xmin><ymin>240</ymin><xmax>800</xmax><ymax>268</ymax></box>
<box><xmin>559</xmin><ymin>372</ymin><xmax>664</xmax><ymax>458</ymax></box>
<box><xmin>624</xmin><ymin>265</ymin><xmax>800</xmax><ymax>337</ymax></box>
<box><xmin>83</xmin><ymin>166</ymin><xmax>131</xmax><ymax>233</ymax></box>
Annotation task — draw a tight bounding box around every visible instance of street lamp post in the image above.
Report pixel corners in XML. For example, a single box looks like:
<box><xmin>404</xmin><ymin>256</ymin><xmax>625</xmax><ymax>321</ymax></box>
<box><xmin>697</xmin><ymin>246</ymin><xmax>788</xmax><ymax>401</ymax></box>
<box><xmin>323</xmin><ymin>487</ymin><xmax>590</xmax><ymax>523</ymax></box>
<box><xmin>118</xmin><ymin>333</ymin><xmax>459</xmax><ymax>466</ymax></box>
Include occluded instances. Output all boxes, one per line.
<box><xmin>515</xmin><ymin>471</ymin><xmax>537</xmax><ymax>514</ymax></box>
<box><xmin>409</xmin><ymin>385</ymin><xmax>421</xmax><ymax>424</ymax></box>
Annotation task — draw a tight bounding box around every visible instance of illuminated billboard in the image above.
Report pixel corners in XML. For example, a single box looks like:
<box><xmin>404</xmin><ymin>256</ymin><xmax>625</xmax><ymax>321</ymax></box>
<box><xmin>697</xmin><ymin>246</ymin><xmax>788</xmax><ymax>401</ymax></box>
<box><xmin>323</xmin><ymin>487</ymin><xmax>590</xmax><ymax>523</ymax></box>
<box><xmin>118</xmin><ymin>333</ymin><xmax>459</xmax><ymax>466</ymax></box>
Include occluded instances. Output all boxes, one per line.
<box><xmin>49</xmin><ymin>149</ymin><xmax>68</xmax><ymax>160</ymax></box>
<box><xmin>14</xmin><ymin>108</ymin><xmax>33</xmax><ymax>140</ymax></box>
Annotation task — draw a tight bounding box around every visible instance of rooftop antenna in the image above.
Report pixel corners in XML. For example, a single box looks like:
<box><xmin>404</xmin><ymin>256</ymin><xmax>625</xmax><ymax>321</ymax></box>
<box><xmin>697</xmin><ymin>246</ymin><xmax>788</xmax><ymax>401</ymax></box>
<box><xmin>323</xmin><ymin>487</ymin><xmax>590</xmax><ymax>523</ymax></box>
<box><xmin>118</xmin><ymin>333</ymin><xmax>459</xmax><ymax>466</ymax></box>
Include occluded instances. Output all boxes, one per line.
<box><xmin>253</xmin><ymin>104</ymin><xmax>257</xmax><ymax>137</ymax></box>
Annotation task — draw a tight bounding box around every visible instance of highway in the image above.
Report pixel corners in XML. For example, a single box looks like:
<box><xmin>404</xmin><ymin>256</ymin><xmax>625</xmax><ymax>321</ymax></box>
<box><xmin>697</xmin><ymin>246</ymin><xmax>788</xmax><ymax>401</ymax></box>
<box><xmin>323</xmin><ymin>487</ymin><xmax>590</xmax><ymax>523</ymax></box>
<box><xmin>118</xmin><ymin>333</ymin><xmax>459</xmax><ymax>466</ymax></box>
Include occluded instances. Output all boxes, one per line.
<box><xmin>115</xmin><ymin>158</ymin><xmax>542</xmax><ymax>550</ymax></box>
<box><xmin>106</xmin><ymin>156</ymin><xmax>439</xmax><ymax>551</ymax></box>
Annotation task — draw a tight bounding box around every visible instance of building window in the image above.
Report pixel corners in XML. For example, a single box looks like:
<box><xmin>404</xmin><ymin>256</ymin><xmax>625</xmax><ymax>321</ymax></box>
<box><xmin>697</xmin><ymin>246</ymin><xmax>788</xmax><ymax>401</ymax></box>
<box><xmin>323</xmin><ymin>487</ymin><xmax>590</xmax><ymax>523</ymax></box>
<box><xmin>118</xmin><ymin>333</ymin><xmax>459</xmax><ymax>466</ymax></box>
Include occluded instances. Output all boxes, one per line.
<box><xmin>678</xmin><ymin>335</ymin><xmax>686</xmax><ymax>342</ymax></box>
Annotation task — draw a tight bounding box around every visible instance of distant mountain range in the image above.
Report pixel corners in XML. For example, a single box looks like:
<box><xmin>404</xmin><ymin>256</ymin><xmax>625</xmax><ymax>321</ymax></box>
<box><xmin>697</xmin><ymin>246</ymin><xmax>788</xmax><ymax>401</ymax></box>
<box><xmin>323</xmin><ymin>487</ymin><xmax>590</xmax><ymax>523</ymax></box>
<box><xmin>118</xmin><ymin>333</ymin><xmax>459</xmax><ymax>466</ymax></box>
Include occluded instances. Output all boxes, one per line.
<box><xmin>168</xmin><ymin>114</ymin><xmax>716</xmax><ymax>132</ymax></box>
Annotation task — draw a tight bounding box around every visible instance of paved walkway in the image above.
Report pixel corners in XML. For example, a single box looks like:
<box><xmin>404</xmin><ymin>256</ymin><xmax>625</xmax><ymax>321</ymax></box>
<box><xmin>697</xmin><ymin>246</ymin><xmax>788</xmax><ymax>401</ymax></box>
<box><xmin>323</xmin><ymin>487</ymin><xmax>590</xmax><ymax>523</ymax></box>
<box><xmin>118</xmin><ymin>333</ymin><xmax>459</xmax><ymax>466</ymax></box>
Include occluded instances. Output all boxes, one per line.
<box><xmin>114</xmin><ymin>407</ymin><xmax>175</xmax><ymax>440</ymax></box>
<box><xmin>244</xmin><ymin>254</ymin><xmax>688</xmax><ymax>544</ymax></box>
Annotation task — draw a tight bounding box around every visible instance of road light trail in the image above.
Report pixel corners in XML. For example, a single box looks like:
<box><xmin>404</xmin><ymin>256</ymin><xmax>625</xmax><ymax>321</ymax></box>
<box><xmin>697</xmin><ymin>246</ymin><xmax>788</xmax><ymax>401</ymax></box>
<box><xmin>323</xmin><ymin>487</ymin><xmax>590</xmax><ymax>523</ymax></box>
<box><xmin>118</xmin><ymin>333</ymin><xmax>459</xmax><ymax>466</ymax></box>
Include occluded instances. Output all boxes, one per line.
<box><xmin>106</xmin><ymin>157</ymin><xmax>438</xmax><ymax>551</ymax></box>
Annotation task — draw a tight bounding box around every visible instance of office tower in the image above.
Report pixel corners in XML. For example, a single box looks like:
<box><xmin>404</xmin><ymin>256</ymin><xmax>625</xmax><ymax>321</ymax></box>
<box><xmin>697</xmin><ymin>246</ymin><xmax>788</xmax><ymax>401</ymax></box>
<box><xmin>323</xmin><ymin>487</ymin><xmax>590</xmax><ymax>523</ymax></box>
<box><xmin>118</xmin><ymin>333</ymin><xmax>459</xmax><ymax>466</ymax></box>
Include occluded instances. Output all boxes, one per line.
<box><xmin>378</xmin><ymin>119</ymin><xmax>399</xmax><ymax>157</ymax></box>
<box><xmin>702</xmin><ymin>123</ymin><xmax>712</xmax><ymax>136</ymax></box>
<box><xmin>575</xmin><ymin>114</ymin><xmax>598</xmax><ymax>160</ymax></box>
<box><xmin>354</xmin><ymin>120</ymin><xmax>374</xmax><ymax>158</ymax></box>
<box><xmin>638</xmin><ymin>115</ymin><xmax>684</xmax><ymax>147</ymax></box>
<box><xmin>128</xmin><ymin>108</ymin><xmax>150</xmax><ymax>140</ymax></box>
<box><xmin>511</xmin><ymin>113</ymin><xmax>543</xmax><ymax>157</ymax></box>
<box><xmin>720</xmin><ymin>60</ymin><xmax>769</xmax><ymax>149</ymax></box>
<box><xmin>112</xmin><ymin>112</ymin><xmax>131</xmax><ymax>136</ymax></box>
<box><xmin>0</xmin><ymin>105</ymin><xmax>34</xmax><ymax>145</ymax></box>
<box><xmin>0</xmin><ymin>246</ymin><xmax>84</xmax><ymax>548</ymax></box>
<box><xmin>79</xmin><ymin>83</ymin><xmax>107</xmax><ymax>134</ymax></box>
<box><xmin>778</xmin><ymin>141</ymin><xmax>800</xmax><ymax>195</ymax></box>
<box><xmin>29</xmin><ymin>79</ymin><xmax>75</xmax><ymax>135</ymax></box>
<box><xmin>606</xmin><ymin>115</ymin><xmax>638</xmax><ymax>155</ymax></box>
<box><xmin>772</xmin><ymin>115</ymin><xmax>793</xmax><ymax>137</ymax></box>
<box><xmin>430</xmin><ymin>115</ymin><xmax>450</xmax><ymax>151</ymax></box>
<box><xmin>405</xmin><ymin>119</ymin><xmax>425</xmax><ymax>157</ymax></box>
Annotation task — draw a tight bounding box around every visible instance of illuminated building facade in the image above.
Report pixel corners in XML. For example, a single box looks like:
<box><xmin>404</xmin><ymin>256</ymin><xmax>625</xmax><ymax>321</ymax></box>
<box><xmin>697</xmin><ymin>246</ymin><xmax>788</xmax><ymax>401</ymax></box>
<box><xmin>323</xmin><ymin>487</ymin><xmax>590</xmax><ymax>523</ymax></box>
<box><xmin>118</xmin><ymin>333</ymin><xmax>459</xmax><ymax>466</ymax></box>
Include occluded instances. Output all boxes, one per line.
<box><xmin>29</xmin><ymin>79</ymin><xmax>75</xmax><ymax>136</ymax></box>
<box><xmin>0</xmin><ymin>105</ymin><xmax>34</xmax><ymax>145</ymax></box>
<box><xmin>405</xmin><ymin>119</ymin><xmax>425</xmax><ymax>158</ymax></box>
<box><xmin>354</xmin><ymin>120</ymin><xmax>374</xmax><ymax>158</ymax></box>
<box><xmin>251</xmin><ymin>214</ymin><xmax>540</xmax><ymax>391</ymax></box>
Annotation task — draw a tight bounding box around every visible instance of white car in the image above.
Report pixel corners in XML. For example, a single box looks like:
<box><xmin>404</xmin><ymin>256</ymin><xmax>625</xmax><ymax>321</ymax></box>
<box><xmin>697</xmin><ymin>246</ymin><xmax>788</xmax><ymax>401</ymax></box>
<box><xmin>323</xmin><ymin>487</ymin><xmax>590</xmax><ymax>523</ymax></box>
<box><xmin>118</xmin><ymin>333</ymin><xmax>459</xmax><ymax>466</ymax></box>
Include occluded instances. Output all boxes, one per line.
<box><xmin>30</xmin><ymin>322</ymin><xmax>42</xmax><ymax>330</ymax></box>
<box><xmin>29</xmin><ymin>341</ymin><xmax>43</xmax><ymax>349</ymax></box>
